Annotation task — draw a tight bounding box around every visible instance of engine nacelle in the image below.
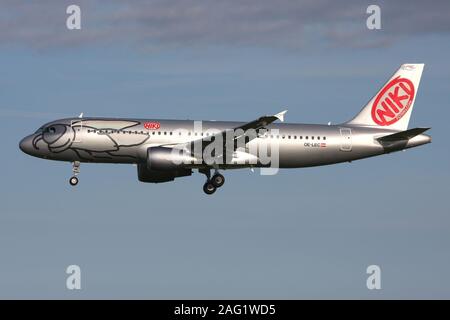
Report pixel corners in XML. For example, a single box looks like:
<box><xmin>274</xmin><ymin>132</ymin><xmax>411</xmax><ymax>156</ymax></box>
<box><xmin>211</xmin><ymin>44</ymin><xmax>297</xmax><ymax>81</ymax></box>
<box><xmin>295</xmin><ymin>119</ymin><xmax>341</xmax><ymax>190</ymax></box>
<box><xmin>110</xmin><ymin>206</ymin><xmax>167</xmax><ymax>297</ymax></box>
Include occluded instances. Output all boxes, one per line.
<box><xmin>137</xmin><ymin>163</ymin><xmax>192</xmax><ymax>183</ymax></box>
<box><xmin>146</xmin><ymin>146</ymin><xmax>195</xmax><ymax>171</ymax></box>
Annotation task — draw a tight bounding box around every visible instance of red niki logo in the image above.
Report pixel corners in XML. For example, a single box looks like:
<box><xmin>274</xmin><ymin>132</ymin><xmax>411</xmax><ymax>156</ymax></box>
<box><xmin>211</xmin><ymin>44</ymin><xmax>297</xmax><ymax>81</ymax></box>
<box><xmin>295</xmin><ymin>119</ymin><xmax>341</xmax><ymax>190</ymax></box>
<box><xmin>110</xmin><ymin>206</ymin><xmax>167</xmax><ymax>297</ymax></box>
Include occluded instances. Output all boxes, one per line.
<box><xmin>144</xmin><ymin>122</ymin><xmax>160</xmax><ymax>130</ymax></box>
<box><xmin>371</xmin><ymin>76</ymin><xmax>415</xmax><ymax>126</ymax></box>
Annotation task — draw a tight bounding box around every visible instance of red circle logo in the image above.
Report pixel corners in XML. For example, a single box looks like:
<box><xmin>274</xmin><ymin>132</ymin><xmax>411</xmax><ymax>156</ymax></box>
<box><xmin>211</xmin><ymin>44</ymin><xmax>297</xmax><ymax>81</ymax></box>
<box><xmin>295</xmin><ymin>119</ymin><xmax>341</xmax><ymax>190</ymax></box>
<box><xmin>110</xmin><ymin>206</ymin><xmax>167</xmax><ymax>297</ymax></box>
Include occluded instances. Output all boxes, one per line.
<box><xmin>144</xmin><ymin>122</ymin><xmax>160</xmax><ymax>130</ymax></box>
<box><xmin>371</xmin><ymin>77</ymin><xmax>415</xmax><ymax>126</ymax></box>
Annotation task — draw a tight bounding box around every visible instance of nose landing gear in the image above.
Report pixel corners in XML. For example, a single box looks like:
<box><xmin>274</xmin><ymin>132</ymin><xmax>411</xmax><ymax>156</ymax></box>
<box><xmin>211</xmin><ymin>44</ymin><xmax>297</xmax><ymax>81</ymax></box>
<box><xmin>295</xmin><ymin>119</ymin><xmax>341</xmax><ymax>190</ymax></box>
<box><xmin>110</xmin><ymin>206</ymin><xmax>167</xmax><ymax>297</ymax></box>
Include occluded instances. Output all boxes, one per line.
<box><xmin>69</xmin><ymin>176</ymin><xmax>79</xmax><ymax>186</ymax></box>
<box><xmin>200</xmin><ymin>169</ymin><xmax>225</xmax><ymax>195</ymax></box>
<box><xmin>69</xmin><ymin>161</ymin><xmax>80</xmax><ymax>186</ymax></box>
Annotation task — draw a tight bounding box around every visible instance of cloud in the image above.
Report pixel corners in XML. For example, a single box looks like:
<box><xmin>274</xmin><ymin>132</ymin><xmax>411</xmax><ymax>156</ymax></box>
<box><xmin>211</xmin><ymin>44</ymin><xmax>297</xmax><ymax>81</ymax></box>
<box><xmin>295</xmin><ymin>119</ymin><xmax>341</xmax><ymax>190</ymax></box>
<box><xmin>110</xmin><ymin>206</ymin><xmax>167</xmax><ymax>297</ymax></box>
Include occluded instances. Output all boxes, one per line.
<box><xmin>1</xmin><ymin>0</ymin><xmax>450</xmax><ymax>51</ymax></box>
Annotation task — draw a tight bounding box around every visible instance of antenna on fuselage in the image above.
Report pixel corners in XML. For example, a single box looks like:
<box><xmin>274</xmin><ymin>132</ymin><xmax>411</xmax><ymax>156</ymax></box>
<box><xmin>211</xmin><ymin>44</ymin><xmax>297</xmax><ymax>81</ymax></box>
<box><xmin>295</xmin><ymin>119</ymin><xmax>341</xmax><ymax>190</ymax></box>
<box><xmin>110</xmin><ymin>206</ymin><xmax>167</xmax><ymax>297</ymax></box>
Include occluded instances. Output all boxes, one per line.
<box><xmin>78</xmin><ymin>112</ymin><xmax>84</xmax><ymax>118</ymax></box>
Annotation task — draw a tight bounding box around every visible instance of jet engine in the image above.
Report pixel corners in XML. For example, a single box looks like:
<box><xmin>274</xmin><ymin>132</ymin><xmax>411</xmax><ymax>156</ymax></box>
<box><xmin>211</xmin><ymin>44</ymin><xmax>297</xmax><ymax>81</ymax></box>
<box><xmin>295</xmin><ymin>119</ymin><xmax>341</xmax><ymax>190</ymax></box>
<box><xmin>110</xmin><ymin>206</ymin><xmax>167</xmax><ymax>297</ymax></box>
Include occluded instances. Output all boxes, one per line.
<box><xmin>137</xmin><ymin>147</ymin><xmax>194</xmax><ymax>183</ymax></box>
<box><xmin>146</xmin><ymin>146</ymin><xmax>196</xmax><ymax>171</ymax></box>
<box><xmin>137</xmin><ymin>163</ymin><xmax>192</xmax><ymax>183</ymax></box>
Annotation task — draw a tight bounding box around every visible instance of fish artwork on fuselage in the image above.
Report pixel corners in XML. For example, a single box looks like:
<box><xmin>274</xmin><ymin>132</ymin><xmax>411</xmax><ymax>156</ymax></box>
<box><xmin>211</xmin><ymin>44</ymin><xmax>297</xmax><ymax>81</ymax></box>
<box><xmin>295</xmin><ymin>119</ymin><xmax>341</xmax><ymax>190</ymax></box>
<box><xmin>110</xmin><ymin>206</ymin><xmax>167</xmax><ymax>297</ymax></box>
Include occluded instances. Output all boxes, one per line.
<box><xmin>32</xmin><ymin>120</ymin><xmax>149</xmax><ymax>162</ymax></box>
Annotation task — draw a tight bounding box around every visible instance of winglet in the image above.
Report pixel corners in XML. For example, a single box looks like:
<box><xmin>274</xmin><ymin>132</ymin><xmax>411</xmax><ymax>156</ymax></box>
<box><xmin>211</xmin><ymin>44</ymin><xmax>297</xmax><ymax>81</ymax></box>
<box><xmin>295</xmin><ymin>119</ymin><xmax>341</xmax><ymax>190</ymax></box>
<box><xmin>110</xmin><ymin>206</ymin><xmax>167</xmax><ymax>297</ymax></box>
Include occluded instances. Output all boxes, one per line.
<box><xmin>274</xmin><ymin>110</ymin><xmax>288</xmax><ymax>122</ymax></box>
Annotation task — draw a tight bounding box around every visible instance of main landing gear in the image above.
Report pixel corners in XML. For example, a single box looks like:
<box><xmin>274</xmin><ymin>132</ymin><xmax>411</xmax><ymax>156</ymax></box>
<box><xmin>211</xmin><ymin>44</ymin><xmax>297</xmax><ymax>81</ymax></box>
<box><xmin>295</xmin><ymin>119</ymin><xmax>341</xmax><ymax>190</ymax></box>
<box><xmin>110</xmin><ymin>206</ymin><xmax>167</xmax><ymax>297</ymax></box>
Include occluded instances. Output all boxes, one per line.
<box><xmin>200</xmin><ymin>169</ymin><xmax>225</xmax><ymax>195</ymax></box>
<box><xmin>69</xmin><ymin>161</ymin><xmax>80</xmax><ymax>186</ymax></box>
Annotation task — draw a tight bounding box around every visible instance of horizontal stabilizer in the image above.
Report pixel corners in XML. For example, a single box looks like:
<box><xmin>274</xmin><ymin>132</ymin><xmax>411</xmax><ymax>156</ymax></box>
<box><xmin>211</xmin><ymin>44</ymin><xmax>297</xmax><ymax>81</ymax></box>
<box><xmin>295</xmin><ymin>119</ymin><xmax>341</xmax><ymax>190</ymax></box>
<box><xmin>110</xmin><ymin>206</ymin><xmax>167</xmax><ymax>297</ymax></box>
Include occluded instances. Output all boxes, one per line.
<box><xmin>377</xmin><ymin>127</ymin><xmax>430</xmax><ymax>142</ymax></box>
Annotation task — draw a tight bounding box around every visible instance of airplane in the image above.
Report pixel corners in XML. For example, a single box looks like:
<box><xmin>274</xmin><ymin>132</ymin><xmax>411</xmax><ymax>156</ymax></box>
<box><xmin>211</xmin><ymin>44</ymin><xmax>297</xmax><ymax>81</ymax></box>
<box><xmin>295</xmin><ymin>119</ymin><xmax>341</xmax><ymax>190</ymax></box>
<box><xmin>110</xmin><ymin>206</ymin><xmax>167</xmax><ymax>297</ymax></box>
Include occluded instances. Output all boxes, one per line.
<box><xmin>19</xmin><ymin>64</ymin><xmax>431</xmax><ymax>194</ymax></box>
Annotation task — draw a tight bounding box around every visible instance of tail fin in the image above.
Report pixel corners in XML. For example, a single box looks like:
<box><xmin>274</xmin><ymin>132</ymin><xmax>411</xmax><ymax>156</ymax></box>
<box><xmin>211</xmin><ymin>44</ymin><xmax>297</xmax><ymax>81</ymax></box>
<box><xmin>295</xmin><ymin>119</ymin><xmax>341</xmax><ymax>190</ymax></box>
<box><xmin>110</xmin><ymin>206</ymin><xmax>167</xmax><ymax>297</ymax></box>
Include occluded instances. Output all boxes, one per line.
<box><xmin>346</xmin><ymin>64</ymin><xmax>424</xmax><ymax>131</ymax></box>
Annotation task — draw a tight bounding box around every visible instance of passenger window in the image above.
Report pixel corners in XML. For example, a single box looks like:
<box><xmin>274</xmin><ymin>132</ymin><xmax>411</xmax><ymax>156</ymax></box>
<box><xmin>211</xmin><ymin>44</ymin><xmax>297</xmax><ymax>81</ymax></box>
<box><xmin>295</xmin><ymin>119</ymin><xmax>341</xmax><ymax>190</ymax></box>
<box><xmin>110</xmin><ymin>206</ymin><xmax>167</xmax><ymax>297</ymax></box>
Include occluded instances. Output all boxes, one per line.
<box><xmin>312</xmin><ymin>136</ymin><xmax>314</xmax><ymax>140</ymax></box>
<box><xmin>306</xmin><ymin>136</ymin><xmax>308</xmax><ymax>139</ymax></box>
<box><xmin>323</xmin><ymin>137</ymin><xmax>326</xmax><ymax>140</ymax></box>
<box><xmin>288</xmin><ymin>135</ymin><xmax>291</xmax><ymax>139</ymax></box>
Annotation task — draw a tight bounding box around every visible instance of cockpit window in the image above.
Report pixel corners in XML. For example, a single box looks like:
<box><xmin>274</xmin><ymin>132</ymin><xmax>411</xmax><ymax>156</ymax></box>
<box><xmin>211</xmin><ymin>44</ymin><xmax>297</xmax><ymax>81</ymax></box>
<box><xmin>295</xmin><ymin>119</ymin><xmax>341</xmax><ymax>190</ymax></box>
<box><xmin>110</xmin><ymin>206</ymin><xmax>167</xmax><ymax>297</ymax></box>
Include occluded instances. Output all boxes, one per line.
<box><xmin>38</xmin><ymin>126</ymin><xmax>57</xmax><ymax>134</ymax></box>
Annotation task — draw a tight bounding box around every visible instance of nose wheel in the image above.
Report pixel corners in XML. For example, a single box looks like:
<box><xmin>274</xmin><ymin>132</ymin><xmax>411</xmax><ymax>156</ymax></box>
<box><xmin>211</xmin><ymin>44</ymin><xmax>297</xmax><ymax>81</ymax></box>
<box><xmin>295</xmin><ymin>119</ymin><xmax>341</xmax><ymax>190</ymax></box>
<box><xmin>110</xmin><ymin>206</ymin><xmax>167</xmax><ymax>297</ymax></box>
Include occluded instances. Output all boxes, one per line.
<box><xmin>69</xmin><ymin>176</ymin><xmax>79</xmax><ymax>186</ymax></box>
<box><xmin>69</xmin><ymin>161</ymin><xmax>80</xmax><ymax>186</ymax></box>
<box><xmin>200</xmin><ymin>169</ymin><xmax>225</xmax><ymax>195</ymax></box>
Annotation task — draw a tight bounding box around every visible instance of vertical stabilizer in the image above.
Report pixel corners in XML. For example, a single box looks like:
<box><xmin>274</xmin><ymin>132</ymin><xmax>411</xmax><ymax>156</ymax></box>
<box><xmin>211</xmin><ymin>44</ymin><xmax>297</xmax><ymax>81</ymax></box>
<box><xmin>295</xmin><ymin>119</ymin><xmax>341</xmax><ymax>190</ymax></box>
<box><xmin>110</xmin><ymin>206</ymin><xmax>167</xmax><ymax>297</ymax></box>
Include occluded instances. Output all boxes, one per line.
<box><xmin>347</xmin><ymin>64</ymin><xmax>424</xmax><ymax>131</ymax></box>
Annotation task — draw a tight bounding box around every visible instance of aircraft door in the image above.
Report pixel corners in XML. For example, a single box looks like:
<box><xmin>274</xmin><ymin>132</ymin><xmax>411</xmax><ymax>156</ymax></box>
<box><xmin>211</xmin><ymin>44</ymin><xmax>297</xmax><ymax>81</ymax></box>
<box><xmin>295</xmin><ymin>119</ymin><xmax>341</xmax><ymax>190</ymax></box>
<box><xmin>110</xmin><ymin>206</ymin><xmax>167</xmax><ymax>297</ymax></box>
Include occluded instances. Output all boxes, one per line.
<box><xmin>339</xmin><ymin>128</ymin><xmax>352</xmax><ymax>152</ymax></box>
<box><xmin>71</xmin><ymin>119</ymin><xmax>83</xmax><ymax>143</ymax></box>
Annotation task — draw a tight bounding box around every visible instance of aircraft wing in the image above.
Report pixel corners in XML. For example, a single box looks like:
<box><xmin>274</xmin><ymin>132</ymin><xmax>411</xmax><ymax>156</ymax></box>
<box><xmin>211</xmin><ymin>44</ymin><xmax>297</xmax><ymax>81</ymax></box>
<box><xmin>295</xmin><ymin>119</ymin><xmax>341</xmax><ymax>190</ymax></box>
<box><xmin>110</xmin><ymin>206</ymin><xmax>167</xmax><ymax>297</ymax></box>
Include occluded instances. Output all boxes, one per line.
<box><xmin>233</xmin><ymin>110</ymin><xmax>287</xmax><ymax>132</ymax></box>
<box><xmin>182</xmin><ymin>110</ymin><xmax>287</xmax><ymax>161</ymax></box>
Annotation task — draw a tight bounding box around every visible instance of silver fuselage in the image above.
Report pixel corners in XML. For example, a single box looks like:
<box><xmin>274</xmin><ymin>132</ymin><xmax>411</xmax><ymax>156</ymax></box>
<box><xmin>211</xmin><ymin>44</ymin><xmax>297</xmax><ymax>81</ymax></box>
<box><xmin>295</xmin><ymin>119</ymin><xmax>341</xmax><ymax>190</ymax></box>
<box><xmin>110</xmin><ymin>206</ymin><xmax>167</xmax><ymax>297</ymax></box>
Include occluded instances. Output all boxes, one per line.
<box><xmin>19</xmin><ymin>117</ymin><xmax>431</xmax><ymax>168</ymax></box>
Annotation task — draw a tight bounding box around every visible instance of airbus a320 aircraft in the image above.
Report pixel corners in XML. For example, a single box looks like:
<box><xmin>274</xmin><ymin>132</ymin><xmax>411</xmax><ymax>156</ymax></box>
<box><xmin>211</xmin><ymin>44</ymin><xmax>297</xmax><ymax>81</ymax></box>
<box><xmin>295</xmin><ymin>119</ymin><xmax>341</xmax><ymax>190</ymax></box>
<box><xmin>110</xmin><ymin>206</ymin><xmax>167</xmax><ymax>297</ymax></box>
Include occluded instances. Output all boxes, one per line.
<box><xmin>19</xmin><ymin>64</ymin><xmax>430</xmax><ymax>194</ymax></box>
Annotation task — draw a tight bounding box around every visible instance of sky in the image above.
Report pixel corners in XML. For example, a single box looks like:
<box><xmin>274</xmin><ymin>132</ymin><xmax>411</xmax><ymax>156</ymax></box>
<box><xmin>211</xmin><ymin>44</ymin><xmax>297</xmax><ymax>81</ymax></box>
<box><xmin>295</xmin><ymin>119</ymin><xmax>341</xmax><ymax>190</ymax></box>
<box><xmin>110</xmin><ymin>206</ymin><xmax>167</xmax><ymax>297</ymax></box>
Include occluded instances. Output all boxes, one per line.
<box><xmin>0</xmin><ymin>0</ymin><xmax>449</xmax><ymax>299</ymax></box>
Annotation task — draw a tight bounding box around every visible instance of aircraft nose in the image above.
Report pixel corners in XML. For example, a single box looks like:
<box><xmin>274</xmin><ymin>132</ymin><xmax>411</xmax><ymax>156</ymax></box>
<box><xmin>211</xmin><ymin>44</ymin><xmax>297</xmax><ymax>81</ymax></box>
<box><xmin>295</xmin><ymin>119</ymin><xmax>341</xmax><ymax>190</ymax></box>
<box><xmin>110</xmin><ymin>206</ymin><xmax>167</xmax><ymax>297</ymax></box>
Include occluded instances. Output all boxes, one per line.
<box><xmin>19</xmin><ymin>135</ymin><xmax>33</xmax><ymax>155</ymax></box>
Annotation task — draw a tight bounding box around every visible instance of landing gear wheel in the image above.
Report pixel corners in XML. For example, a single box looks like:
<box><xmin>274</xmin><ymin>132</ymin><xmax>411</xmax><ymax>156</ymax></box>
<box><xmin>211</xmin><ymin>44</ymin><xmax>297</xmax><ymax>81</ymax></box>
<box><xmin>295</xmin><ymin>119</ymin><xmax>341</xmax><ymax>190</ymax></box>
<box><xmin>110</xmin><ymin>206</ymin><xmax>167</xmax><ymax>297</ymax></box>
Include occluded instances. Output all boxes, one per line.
<box><xmin>70</xmin><ymin>161</ymin><xmax>81</xmax><ymax>186</ymax></box>
<box><xmin>69</xmin><ymin>176</ymin><xmax>79</xmax><ymax>186</ymax></box>
<box><xmin>211</xmin><ymin>173</ymin><xmax>225</xmax><ymax>188</ymax></box>
<box><xmin>203</xmin><ymin>181</ymin><xmax>216</xmax><ymax>195</ymax></box>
